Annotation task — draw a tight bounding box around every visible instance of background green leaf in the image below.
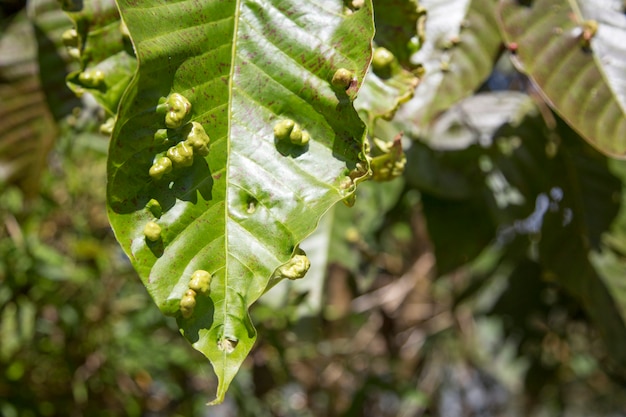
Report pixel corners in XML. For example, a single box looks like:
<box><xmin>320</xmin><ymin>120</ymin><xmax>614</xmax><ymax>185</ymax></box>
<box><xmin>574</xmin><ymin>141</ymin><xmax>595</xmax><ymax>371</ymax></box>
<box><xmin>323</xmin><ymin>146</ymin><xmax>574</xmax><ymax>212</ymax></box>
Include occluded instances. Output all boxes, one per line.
<box><xmin>409</xmin><ymin>90</ymin><xmax>626</xmax><ymax>374</ymax></box>
<box><xmin>498</xmin><ymin>0</ymin><xmax>626</xmax><ymax>157</ymax></box>
<box><xmin>395</xmin><ymin>0</ymin><xmax>502</xmax><ymax>134</ymax></box>
<box><xmin>63</xmin><ymin>0</ymin><xmax>136</xmax><ymax>115</ymax></box>
<box><xmin>30</xmin><ymin>0</ymin><xmax>81</xmax><ymax>121</ymax></box>
<box><xmin>371</xmin><ymin>0</ymin><xmax>425</xmax><ymax>67</ymax></box>
<box><xmin>108</xmin><ymin>0</ymin><xmax>374</xmax><ymax>403</ymax></box>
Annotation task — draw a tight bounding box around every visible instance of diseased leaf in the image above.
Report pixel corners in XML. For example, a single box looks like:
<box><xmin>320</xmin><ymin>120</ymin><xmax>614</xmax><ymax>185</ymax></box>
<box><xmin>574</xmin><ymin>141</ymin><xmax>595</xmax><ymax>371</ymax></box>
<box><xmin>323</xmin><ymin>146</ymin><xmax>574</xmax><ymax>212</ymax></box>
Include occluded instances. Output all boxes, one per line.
<box><xmin>395</xmin><ymin>0</ymin><xmax>502</xmax><ymax>134</ymax></box>
<box><xmin>63</xmin><ymin>0</ymin><xmax>136</xmax><ymax>114</ymax></box>
<box><xmin>29</xmin><ymin>0</ymin><xmax>81</xmax><ymax>120</ymax></box>
<box><xmin>498</xmin><ymin>0</ymin><xmax>626</xmax><ymax>157</ymax></box>
<box><xmin>355</xmin><ymin>0</ymin><xmax>422</xmax><ymax>142</ymax></box>
<box><xmin>107</xmin><ymin>0</ymin><xmax>374</xmax><ymax>404</ymax></box>
<box><xmin>356</xmin><ymin>63</ymin><xmax>419</xmax><ymax>128</ymax></box>
<box><xmin>372</xmin><ymin>0</ymin><xmax>425</xmax><ymax>66</ymax></box>
<box><xmin>260</xmin><ymin>210</ymin><xmax>332</xmax><ymax>317</ymax></box>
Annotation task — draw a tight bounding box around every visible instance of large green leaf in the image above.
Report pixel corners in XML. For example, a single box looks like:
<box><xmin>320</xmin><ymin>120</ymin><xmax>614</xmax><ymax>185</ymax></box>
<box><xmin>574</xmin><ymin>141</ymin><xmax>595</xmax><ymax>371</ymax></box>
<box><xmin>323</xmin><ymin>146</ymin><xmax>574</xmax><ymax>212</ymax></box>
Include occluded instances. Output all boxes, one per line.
<box><xmin>498</xmin><ymin>0</ymin><xmax>626</xmax><ymax>157</ymax></box>
<box><xmin>395</xmin><ymin>0</ymin><xmax>502</xmax><ymax>134</ymax></box>
<box><xmin>107</xmin><ymin>0</ymin><xmax>374</xmax><ymax>404</ymax></box>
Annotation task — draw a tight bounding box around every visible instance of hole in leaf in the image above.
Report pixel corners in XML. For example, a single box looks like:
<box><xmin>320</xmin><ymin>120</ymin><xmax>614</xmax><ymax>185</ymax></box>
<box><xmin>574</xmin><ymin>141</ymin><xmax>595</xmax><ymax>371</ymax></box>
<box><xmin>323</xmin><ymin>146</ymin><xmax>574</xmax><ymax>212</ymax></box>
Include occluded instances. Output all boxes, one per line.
<box><xmin>217</xmin><ymin>338</ymin><xmax>238</xmax><ymax>354</ymax></box>
<box><xmin>246</xmin><ymin>197</ymin><xmax>258</xmax><ymax>214</ymax></box>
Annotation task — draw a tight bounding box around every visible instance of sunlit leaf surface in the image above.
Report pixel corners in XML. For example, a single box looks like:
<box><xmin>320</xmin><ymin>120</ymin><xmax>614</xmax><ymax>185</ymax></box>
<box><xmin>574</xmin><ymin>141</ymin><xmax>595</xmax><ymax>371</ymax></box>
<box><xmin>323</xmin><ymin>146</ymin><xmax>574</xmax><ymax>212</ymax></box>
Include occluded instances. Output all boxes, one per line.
<box><xmin>107</xmin><ymin>0</ymin><xmax>374</xmax><ymax>403</ymax></box>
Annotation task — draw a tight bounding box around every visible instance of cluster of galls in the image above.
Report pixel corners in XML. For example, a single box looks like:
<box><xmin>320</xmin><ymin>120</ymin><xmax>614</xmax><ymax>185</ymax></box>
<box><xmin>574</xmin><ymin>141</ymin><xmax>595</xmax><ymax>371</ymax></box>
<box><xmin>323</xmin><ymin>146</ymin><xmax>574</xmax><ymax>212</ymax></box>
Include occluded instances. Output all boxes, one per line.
<box><xmin>149</xmin><ymin>93</ymin><xmax>211</xmax><ymax>180</ymax></box>
<box><xmin>180</xmin><ymin>270</ymin><xmax>213</xmax><ymax>319</ymax></box>
<box><xmin>62</xmin><ymin>28</ymin><xmax>107</xmax><ymax>90</ymax></box>
<box><xmin>370</xmin><ymin>136</ymin><xmax>406</xmax><ymax>182</ymax></box>
<box><xmin>272</xmin><ymin>68</ymin><xmax>357</xmax><ymax>148</ymax></box>
<box><xmin>141</xmin><ymin>203</ymin><xmax>213</xmax><ymax>319</ymax></box>
<box><xmin>273</xmin><ymin>119</ymin><xmax>310</xmax><ymax>146</ymax></box>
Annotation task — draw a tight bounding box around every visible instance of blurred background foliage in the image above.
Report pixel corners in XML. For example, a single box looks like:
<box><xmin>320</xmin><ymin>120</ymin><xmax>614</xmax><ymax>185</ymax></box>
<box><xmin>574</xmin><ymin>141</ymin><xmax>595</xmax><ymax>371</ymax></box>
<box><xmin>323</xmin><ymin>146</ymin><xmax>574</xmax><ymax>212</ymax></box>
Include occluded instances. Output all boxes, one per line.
<box><xmin>2</xmin><ymin>0</ymin><xmax>626</xmax><ymax>416</ymax></box>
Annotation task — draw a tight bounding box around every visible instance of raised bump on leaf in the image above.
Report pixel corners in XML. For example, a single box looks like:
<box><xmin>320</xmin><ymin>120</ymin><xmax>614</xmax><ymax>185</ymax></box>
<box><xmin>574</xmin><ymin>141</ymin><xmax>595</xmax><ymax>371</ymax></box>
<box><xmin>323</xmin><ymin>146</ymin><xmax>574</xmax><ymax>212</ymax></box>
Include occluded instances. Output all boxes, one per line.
<box><xmin>349</xmin><ymin>161</ymin><xmax>371</xmax><ymax>181</ymax></box>
<box><xmin>372</xmin><ymin>47</ymin><xmax>395</xmax><ymax>77</ymax></box>
<box><xmin>331</xmin><ymin>68</ymin><xmax>355</xmax><ymax>90</ymax></box>
<box><xmin>78</xmin><ymin>70</ymin><xmax>105</xmax><ymax>89</ymax></box>
<box><xmin>338</xmin><ymin>175</ymin><xmax>355</xmax><ymax>193</ymax></box>
<box><xmin>167</xmin><ymin>142</ymin><xmax>194</xmax><ymax>168</ymax></box>
<box><xmin>149</xmin><ymin>156</ymin><xmax>173</xmax><ymax>180</ymax></box>
<box><xmin>146</xmin><ymin>199</ymin><xmax>162</xmax><ymax>218</ymax></box>
<box><xmin>180</xmin><ymin>289</ymin><xmax>197</xmax><ymax>319</ymax></box>
<box><xmin>100</xmin><ymin>117</ymin><xmax>115</xmax><ymax>136</ymax></box>
<box><xmin>371</xmin><ymin>136</ymin><xmax>406</xmax><ymax>181</ymax></box>
<box><xmin>273</xmin><ymin>119</ymin><xmax>295</xmax><ymax>140</ymax></box>
<box><xmin>154</xmin><ymin>129</ymin><xmax>169</xmax><ymax>144</ymax></box>
<box><xmin>296</xmin><ymin>131</ymin><xmax>310</xmax><ymax>146</ymax></box>
<box><xmin>189</xmin><ymin>270</ymin><xmax>212</xmax><ymax>294</ymax></box>
<box><xmin>162</xmin><ymin>93</ymin><xmax>192</xmax><ymax>129</ymax></box>
<box><xmin>62</xmin><ymin>28</ymin><xmax>81</xmax><ymax>60</ymax></box>
<box><xmin>289</xmin><ymin>124</ymin><xmax>303</xmax><ymax>143</ymax></box>
<box><xmin>349</xmin><ymin>0</ymin><xmax>364</xmax><ymax>11</ymax></box>
<box><xmin>184</xmin><ymin>122</ymin><xmax>211</xmax><ymax>156</ymax></box>
<box><xmin>288</xmin><ymin>124</ymin><xmax>311</xmax><ymax>146</ymax></box>
<box><xmin>580</xmin><ymin>20</ymin><xmax>598</xmax><ymax>49</ymax></box>
<box><xmin>62</xmin><ymin>28</ymin><xmax>79</xmax><ymax>48</ymax></box>
<box><xmin>273</xmin><ymin>119</ymin><xmax>309</xmax><ymax>147</ymax></box>
<box><xmin>143</xmin><ymin>221</ymin><xmax>162</xmax><ymax>242</ymax></box>
<box><xmin>276</xmin><ymin>248</ymin><xmax>311</xmax><ymax>280</ymax></box>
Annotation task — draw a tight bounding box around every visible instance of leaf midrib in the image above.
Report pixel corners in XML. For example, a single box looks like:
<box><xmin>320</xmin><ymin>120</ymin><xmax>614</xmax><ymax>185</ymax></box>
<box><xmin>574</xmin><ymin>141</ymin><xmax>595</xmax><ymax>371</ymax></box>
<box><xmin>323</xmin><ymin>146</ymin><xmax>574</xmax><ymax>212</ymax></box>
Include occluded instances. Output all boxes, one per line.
<box><xmin>221</xmin><ymin>0</ymin><xmax>241</xmax><ymax>359</ymax></box>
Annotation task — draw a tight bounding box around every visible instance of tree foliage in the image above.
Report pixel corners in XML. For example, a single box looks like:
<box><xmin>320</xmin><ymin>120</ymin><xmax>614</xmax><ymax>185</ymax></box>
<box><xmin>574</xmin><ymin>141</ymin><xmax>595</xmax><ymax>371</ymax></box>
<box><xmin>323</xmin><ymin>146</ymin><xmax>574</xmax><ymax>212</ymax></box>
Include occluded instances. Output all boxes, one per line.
<box><xmin>2</xmin><ymin>0</ymin><xmax>626</xmax><ymax>413</ymax></box>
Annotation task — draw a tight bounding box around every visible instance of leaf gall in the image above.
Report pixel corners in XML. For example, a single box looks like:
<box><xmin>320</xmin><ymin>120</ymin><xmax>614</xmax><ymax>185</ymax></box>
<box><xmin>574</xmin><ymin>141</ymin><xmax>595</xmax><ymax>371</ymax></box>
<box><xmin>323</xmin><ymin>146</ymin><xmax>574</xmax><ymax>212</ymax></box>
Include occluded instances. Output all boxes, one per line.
<box><xmin>273</xmin><ymin>119</ymin><xmax>295</xmax><ymax>140</ymax></box>
<box><xmin>146</xmin><ymin>199</ymin><xmax>162</xmax><ymax>218</ymax></box>
<box><xmin>61</xmin><ymin>28</ymin><xmax>79</xmax><ymax>48</ymax></box>
<box><xmin>580</xmin><ymin>20</ymin><xmax>598</xmax><ymax>49</ymax></box>
<box><xmin>184</xmin><ymin>122</ymin><xmax>211</xmax><ymax>156</ymax></box>
<box><xmin>149</xmin><ymin>156</ymin><xmax>173</xmax><ymax>180</ymax></box>
<box><xmin>277</xmin><ymin>249</ymin><xmax>311</xmax><ymax>280</ymax></box>
<box><xmin>143</xmin><ymin>221</ymin><xmax>162</xmax><ymax>242</ymax></box>
<box><xmin>372</xmin><ymin>47</ymin><xmax>395</xmax><ymax>76</ymax></box>
<box><xmin>289</xmin><ymin>123</ymin><xmax>303</xmax><ymax>143</ymax></box>
<box><xmin>331</xmin><ymin>68</ymin><xmax>354</xmax><ymax>89</ymax></box>
<box><xmin>78</xmin><ymin>69</ymin><xmax>105</xmax><ymax>89</ymax></box>
<box><xmin>296</xmin><ymin>131</ymin><xmax>310</xmax><ymax>146</ymax></box>
<box><xmin>167</xmin><ymin>142</ymin><xmax>194</xmax><ymax>168</ymax></box>
<box><xmin>164</xmin><ymin>93</ymin><xmax>192</xmax><ymax>128</ymax></box>
<box><xmin>180</xmin><ymin>289</ymin><xmax>197</xmax><ymax>319</ymax></box>
<box><xmin>189</xmin><ymin>270</ymin><xmax>212</xmax><ymax>294</ymax></box>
